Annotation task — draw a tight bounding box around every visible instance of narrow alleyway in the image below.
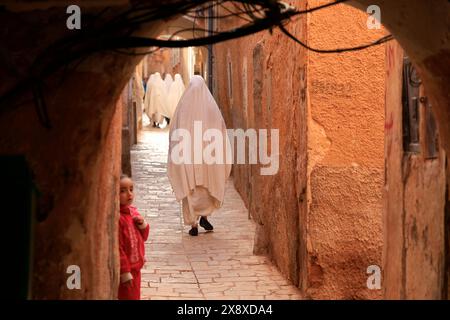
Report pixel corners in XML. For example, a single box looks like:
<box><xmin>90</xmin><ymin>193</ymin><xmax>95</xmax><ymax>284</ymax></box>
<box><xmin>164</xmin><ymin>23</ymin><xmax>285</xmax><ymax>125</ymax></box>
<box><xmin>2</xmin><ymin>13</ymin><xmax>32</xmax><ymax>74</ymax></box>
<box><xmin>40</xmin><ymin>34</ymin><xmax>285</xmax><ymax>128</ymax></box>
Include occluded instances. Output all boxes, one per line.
<box><xmin>131</xmin><ymin>128</ymin><xmax>303</xmax><ymax>300</ymax></box>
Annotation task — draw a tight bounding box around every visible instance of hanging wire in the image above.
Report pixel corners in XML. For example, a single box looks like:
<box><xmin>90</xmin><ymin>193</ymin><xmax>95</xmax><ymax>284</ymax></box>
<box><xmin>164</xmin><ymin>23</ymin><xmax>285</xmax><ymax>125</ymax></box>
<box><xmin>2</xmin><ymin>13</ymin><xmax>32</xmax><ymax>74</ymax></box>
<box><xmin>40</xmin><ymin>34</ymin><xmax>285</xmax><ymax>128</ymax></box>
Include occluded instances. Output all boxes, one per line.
<box><xmin>279</xmin><ymin>24</ymin><xmax>393</xmax><ymax>54</ymax></box>
<box><xmin>1</xmin><ymin>0</ymin><xmax>395</xmax><ymax>129</ymax></box>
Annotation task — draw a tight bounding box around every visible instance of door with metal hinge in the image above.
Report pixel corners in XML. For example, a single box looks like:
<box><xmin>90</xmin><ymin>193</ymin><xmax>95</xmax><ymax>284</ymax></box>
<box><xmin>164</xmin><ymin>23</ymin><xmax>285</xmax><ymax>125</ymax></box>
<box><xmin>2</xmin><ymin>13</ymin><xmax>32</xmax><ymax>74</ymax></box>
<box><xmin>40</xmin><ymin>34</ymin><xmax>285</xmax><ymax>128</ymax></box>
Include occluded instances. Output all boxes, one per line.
<box><xmin>401</xmin><ymin>55</ymin><xmax>448</xmax><ymax>298</ymax></box>
<box><xmin>402</xmin><ymin>56</ymin><xmax>421</xmax><ymax>153</ymax></box>
<box><xmin>402</xmin><ymin>56</ymin><xmax>441</xmax><ymax>159</ymax></box>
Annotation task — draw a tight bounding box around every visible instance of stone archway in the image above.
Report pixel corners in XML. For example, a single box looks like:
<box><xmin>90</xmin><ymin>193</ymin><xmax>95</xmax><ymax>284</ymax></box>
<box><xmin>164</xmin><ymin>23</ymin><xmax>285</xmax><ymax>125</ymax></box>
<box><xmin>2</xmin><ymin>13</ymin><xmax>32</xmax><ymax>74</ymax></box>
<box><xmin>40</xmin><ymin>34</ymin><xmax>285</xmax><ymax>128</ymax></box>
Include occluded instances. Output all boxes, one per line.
<box><xmin>0</xmin><ymin>0</ymin><xmax>448</xmax><ymax>299</ymax></box>
<box><xmin>350</xmin><ymin>0</ymin><xmax>450</xmax><ymax>299</ymax></box>
<box><xmin>349</xmin><ymin>0</ymin><xmax>450</xmax><ymax>152</ymax></box>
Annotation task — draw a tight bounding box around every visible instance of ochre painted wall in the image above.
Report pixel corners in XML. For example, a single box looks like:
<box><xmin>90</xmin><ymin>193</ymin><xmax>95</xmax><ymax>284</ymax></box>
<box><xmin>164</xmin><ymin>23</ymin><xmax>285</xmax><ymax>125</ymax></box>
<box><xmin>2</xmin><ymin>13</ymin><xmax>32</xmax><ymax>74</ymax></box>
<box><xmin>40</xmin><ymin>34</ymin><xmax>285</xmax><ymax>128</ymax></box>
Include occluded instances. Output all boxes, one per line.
<box><xmin>214</xmin><ymin>0</ymin><xmax>386</xmax><ymax>299</ymax></box>
<box><xmin>305</xmin><ymin>0</ymin><xmax>386</xmax><ymax>299</ymax></box>
<box><xmin>0</xmin><ymin>6</ymin><xmax>157</xmax><ymax>298</ymax></box>
<box><xmin>0</xmin><ymin>54</ymin><xmax>125</xmax><ymax>298</ymax></box>
<box><xmin>214</xmin><ymin>0</ymin><xmax>308</xmax><ymax>289</ymax></box>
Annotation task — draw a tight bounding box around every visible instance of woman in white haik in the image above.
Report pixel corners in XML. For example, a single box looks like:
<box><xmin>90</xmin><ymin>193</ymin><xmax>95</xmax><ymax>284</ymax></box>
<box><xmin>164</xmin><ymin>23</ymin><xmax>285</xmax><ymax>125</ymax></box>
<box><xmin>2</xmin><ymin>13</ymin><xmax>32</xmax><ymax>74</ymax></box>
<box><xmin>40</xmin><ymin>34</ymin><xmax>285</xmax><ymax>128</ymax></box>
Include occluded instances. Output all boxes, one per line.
<box><xmin>145</xmin><ymin>73</ymin><xmax>155</xmax><ymax>96</ymax></box>
<box><xmin>167</xmin><ymin>74</ymin><xmax>186</xmax><ymax>119</ymax></box>
<box><xmin>142</xmin><ymin>73</ymin><xmax>155</xmax><ymax>127</ymax></box>
<box><xmin>167</xmin><ymin>75</ymin><xmax>232</xmax><ymax>236</ymax></box>
<box><xmin>144</xmin><ymin>72</ymin><xmax>169</xmax><ymax>127</ymax></box>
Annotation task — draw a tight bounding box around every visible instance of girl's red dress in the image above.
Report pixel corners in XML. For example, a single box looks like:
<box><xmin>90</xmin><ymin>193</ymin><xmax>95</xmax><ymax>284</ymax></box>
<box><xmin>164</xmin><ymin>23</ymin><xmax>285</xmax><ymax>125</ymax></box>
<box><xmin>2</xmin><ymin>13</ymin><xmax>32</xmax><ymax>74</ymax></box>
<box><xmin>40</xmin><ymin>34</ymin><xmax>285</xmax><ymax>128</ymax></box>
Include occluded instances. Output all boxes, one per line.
<box><xmin>119</xmin><ymin>204</ymin><xmax>149</xmax><ymax>300</ymax></box>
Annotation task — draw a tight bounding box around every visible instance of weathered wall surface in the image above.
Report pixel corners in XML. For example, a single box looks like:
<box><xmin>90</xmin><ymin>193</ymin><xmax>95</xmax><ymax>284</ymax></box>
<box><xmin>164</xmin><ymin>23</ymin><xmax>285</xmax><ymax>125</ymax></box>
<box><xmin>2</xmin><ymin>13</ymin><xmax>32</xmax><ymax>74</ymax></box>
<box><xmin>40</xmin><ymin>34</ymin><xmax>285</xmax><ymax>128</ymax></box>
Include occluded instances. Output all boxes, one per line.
<box><xmin>351</xmin><ymin>0</ymin><xmax>450</xmax><ymax>159</ymax></box>
<box><xmin>306</xmin><ymin>0</ymin><xmax>386</xmax><ymax>299</ymax></box>
<box><xmin>215</xmin><ymin>1</ymin><xmax>384</xmax><ymax>298</ymax></box>
<box><xmin>215</xmin><ymin>0</ymin><xmax>386</xmax><ymax>299</ymax></box>
<box><xmin>0</xmin><ymin>53</ymin><xmax>125</xmax><ymax>299</ymax></box>
<box><xmin>0</xmin><ymin>5</ymin><xmax>159</xmax><ymax>299</ymax></box>
<box><xmin>121</xmin><ymin>87</ymin><xmax>132</xmax><ymax>177</ymax></box>
<box><xmin>214</xmin><ymin>0</ymin><xmax>308</xmax><ymax>288</ymax></box>
<box><xmin>1</xmin><ymin>0</ymin><xmax>448</xmax><ymax>300</ymax></box>
<box><xmin>383</xmin><ymin>40</ymin><xmax>447</xmax><ymax>300</ymax></box>
<box><xmin>145</xmin><ymin>47</ymin><xmax>191</xmax><ymax>86</ymax></box>
<box><xmin>145</xmin><ymin>49</ymin><xmax>171</xmax><ymax>76</ymax></box>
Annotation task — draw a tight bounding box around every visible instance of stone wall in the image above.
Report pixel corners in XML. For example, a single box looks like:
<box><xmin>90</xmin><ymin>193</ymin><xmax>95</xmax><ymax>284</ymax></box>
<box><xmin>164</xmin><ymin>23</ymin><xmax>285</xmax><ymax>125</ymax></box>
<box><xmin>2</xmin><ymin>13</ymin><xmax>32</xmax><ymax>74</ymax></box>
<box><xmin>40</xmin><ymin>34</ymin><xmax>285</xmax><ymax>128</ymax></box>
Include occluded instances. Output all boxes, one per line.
<box><xmin>0</xmin><ymin>51</ymin><xmax>126</xmax><ymax>298</ymax></box>
<box><xmin>214</xmin><ymin>0</ymin><xmax>385</xmax><ymax>299</ymax></box>
<box><xmin>0</xmin><ymin>5</ymin><xmax>155</xmax><ymax>299</ymax></box>
<box><xmin>305</xmin><ymin>0</ymin><xmax>386</xmax><ymax>299</ymax></box>
<box><xmin>213</xmin><ymin>0</ymin><xmax>308</xmax><ymax>289</ymax></box>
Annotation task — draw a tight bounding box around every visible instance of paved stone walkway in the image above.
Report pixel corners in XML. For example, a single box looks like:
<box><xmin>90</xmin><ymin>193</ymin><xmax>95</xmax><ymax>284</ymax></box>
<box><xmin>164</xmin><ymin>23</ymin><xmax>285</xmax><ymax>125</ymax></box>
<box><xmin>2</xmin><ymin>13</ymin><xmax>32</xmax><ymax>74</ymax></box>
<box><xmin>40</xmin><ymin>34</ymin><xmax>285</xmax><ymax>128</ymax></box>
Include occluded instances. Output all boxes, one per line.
<box><xmin>131</xmin><ymin>127</ymin><xmax>303</xmax><ymax>300</ymax></box>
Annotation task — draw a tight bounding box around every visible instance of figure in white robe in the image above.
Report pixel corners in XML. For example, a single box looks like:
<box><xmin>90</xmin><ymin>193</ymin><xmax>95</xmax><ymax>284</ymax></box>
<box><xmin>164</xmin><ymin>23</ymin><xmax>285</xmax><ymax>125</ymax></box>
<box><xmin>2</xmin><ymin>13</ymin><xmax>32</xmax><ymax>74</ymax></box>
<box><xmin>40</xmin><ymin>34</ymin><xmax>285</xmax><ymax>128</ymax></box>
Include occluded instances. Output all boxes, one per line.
<box><xmin>145</xmin><ymin>74</ymin><xmax>155</xmax><ymax>94</ymax></box>
<box><xmin>143</xmin><ymin>72</ymin><xmax>169</xmax><ymax>126</ymax></box>
<box><xmin>167</xmin><ymin>75</ymin><xmax>232</xmax><ymax>235</ymax></box>
<box><xmin>164</xmin><ymin>73</ymin><xmax>174</xmax><ymax>94</ymax></box>
<box><xmin>143</xmin><ymin>73</ymin><xmax>156</xmax><ymax>116</ymax></box>
<box><xmin>167</xmin><ymin>74</ymin><xmax>186</xmax><ymax>119</ymax></box>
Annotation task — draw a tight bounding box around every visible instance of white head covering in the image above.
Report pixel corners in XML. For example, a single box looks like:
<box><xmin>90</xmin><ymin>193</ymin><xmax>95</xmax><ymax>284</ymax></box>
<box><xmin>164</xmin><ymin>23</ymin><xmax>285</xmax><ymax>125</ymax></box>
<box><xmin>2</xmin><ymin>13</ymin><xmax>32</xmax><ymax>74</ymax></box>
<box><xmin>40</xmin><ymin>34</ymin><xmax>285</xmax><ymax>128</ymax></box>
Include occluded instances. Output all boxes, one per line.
<box><xmin>164</xmin><ymin>73</ymin><xmax>174</xmax><ymax>94</ymax></box>
<box><xmin>144</xmin><ymin>72</ymin><xmax>169</xmax><ymax>123</ymax></box>
<box><xmin>167</xmin><ymin>74</ymin><xmax>186</xmax><ymax>119</ymax></box>
<box><xmin>167</xmin><ymin>75</ymin><xmax>232</xmax><ymax>225</ymax></box>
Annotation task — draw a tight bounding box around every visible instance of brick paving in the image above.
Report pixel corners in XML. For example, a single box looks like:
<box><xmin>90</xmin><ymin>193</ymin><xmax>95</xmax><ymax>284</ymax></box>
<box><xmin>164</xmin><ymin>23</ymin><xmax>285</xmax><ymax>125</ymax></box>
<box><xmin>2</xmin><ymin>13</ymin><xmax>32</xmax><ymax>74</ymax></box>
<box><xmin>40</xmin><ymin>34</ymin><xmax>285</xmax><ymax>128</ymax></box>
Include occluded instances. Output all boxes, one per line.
<box><xmin>131</xmin><ymin>127</ymin><xmax>303</xmax><ymax>300</ymax></box>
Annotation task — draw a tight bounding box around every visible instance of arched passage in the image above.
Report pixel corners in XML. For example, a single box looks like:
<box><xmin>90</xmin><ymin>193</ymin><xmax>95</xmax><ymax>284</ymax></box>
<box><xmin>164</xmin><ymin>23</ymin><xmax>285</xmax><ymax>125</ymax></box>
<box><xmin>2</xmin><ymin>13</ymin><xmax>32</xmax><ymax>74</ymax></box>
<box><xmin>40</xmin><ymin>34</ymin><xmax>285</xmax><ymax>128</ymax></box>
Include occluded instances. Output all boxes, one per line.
<box><xmin>0</xmin><ymin>0</ymin><xmax>448</xmax><ymax>299</ymax></box>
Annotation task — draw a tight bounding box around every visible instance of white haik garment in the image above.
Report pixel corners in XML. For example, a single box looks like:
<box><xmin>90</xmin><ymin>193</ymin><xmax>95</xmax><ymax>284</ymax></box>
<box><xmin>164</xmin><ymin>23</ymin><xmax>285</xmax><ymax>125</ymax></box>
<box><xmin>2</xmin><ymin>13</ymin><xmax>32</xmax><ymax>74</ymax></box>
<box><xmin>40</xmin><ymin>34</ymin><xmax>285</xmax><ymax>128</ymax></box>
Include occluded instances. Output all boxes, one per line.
<box><xmin>143</xmin><ymin>73</ymin><xmax>155</xmax><ymax>117</ymax></box>
<box><xmin>164</xmin><ymin>73</ymin><xmax>174</xmax><ymax>94</ymax></box>
<box><xmin>167</xmin><ymin>74</ymin><xmax>186</xmax><ymax>118</ymax></box>
<box><xmin>167</xmin><ymin>75</ymin><xmax>232</xmax><ymax>226</ymax></box>
<box><xmin>144</xmin><ymin>72</ymin><xmax>169</xmax><ymax>124</ymax></box>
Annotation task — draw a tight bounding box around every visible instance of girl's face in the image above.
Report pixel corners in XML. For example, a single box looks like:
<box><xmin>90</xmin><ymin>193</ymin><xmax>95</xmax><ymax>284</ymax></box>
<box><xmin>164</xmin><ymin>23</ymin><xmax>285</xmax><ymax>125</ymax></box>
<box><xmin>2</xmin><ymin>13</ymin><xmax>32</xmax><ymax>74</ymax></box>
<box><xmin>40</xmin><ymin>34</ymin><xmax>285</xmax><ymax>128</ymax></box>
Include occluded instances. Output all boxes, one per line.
<box><xmin>120</xmin><ymin>178</ymin><xmax>134</xmax><ymax>206</ymax></box>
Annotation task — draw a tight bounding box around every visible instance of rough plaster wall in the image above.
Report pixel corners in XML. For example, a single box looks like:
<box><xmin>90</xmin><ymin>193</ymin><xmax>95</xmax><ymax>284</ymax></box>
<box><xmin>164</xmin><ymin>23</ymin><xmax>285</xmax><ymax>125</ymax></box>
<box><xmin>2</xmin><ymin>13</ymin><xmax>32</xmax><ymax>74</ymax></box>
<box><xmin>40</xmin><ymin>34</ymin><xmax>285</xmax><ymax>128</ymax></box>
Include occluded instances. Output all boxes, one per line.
<box><xmin>353</xmin><ymin>9</ymin><xmax>450</xmax><ymax>293</ymax></box>
<box><xmin>87</xmin><ymin>96</ymin><xmax>122</xmax><ymax>299</ymax></box>
<box><xmin>446</xmin><ymin>166</ymin><xmax>450</xmax><ymax>299</ymax></box>
<box><xmin>122</xmin><ymin>88</ymin><xmax>132</xmax><ymax>177</ymax></box>
<box><xmin>213</xmin><ymin>0</ymin><xmax>308</xmax><ymax>287</ymax></box>
<box><xmin>146</xmin><ymin>49</ymin><xmax>174</xmax><ymax>75</ymax></box>
<box><xmin>404</xmin><ymin>154</ymin><xmax>446</xmax><ymax>299</ymax></box>
<box><xmin>0</xmin><ymin>55</ymin><xmax>126</xmax><ymax>299</ymax></box>
<box><xmin>383</xmin><ymin>41</ymin><xmax>405</xmax><ymax>299</ymax></box>
<box><xmin>306</xmin><ymin>0</ymin><xmax>386</xmax><ymax>299</ymax></box>
<box><xmin>0</xmin><ymin>5</ymin><xmax>162</xmax><ymax>298</ymax></box>
<box><xmin>351</xmin><ymin>0</ymin><xmax>450</xmax><ymax>165</ymax></box>
<box><xmin>384</xmin><ymin>41</ymin><xmax>447</xmax><ymax>300</ymax></box>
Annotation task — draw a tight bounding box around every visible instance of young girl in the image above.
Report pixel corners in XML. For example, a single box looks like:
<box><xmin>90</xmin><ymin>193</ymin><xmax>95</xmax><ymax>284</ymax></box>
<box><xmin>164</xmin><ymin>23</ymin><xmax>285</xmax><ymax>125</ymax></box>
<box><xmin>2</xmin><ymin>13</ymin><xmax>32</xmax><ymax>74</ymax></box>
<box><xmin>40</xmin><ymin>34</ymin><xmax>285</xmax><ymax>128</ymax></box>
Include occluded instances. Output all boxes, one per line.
<box><xmin>118</xmin><ymin>174</ymin><xmax>149</xmax><ymax>300</ymax></box>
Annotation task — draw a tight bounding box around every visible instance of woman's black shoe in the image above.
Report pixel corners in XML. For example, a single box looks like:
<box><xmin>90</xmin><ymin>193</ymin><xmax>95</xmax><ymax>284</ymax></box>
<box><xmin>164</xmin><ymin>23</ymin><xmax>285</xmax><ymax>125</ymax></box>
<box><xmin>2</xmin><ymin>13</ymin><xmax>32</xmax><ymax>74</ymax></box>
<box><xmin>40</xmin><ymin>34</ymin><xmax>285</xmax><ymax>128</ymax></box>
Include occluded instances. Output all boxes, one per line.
<box><xmin>200</xmin><ymin>217</ymin><xmax>214</xmax><ymax>231</ymax></box>
<box><xmin>189</xmin><ymin>227</ymin><xmax>198</xmax><ymax>236</ymax></box>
